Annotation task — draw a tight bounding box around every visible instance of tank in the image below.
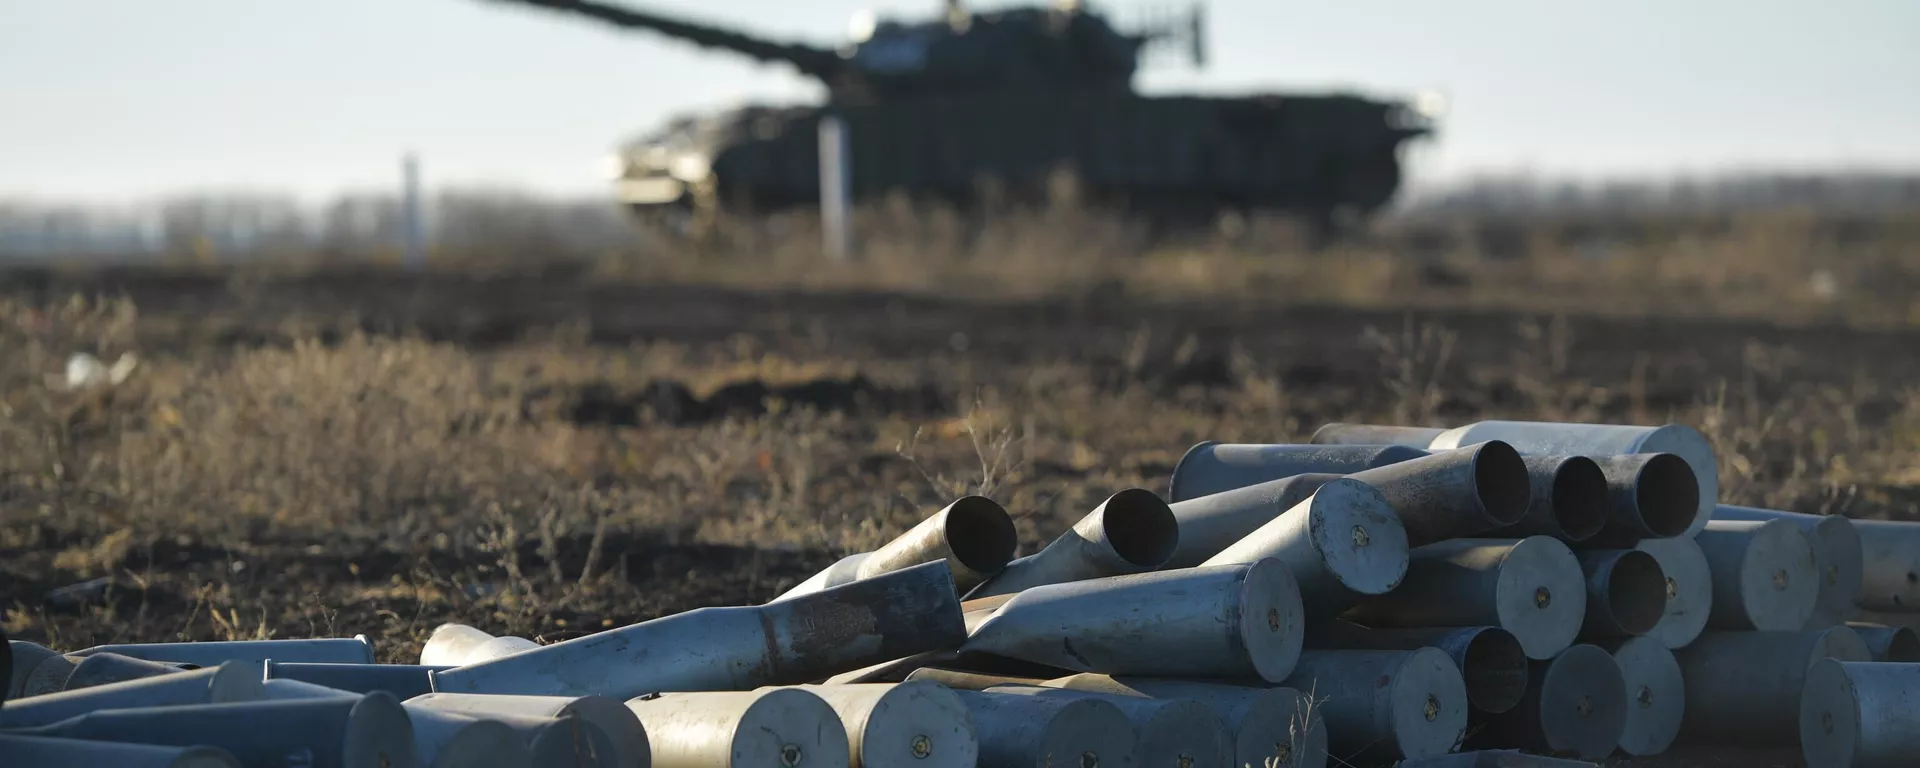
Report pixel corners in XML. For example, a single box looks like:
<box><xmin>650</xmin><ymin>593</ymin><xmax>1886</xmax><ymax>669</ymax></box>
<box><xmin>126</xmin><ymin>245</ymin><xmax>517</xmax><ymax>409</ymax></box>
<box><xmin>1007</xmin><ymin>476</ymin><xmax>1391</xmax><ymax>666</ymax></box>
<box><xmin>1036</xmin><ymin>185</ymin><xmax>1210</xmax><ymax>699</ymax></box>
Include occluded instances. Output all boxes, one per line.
<box><xmin>482</xmin><ymin>0</ymin><xmax>1437</xmax><ymax>236</ymax></box>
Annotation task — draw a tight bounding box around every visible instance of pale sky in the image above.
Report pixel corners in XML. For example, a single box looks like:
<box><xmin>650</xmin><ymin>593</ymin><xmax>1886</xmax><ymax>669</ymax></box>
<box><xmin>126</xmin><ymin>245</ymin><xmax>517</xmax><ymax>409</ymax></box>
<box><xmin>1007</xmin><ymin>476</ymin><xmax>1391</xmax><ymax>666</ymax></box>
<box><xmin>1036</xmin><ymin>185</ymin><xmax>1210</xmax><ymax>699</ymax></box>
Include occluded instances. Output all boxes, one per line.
<box><xmin>3</xmin><ymin>0</ymin><xmax>1917</xmax><ymax>202</ymax></box>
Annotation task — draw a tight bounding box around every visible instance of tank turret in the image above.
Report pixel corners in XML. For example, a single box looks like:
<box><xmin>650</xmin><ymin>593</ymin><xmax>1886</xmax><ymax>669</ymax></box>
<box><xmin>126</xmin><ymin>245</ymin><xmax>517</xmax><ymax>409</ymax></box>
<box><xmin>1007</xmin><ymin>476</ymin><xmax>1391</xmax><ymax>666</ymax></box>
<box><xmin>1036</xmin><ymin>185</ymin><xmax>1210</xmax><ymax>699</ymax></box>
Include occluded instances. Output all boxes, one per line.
<box><xmin>482</xmin><ymin>0</ymin><xmax>1199</xmax><ymax>101</ymax></box>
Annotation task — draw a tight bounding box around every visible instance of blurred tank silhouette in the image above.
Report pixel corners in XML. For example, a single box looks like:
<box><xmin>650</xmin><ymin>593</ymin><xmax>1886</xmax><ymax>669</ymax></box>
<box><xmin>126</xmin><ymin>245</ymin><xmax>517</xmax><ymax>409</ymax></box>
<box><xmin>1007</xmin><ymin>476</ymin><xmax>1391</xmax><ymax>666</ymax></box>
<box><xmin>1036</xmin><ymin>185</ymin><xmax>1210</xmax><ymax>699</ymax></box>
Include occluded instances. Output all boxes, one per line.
<box><xmin>482</xmin><ymin>0</ymin><xmax>1438</xmax><ymax>236</ymax></box>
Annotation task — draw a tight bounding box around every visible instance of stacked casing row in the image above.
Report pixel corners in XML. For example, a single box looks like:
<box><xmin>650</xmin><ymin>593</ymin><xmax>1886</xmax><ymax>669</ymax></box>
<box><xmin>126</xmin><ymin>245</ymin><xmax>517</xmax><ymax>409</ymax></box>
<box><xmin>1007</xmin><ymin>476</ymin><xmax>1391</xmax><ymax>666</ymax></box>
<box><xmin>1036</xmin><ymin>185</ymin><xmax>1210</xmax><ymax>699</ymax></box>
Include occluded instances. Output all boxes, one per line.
<box><xmin>5</xmin><ymin>419</ymin><xmax>1919</xmax><ymax>767</ymax></box>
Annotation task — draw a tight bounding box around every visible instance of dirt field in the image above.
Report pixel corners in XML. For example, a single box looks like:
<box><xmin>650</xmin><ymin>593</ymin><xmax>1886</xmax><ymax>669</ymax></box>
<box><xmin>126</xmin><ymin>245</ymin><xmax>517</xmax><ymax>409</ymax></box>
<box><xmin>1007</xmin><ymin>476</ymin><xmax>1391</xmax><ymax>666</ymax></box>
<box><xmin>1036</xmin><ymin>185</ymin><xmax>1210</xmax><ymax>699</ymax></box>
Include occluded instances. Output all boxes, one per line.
<box><xmin>5</xmin><ymin>262</ymin><xmax>1918</xmax><ymax>766</ymax></box>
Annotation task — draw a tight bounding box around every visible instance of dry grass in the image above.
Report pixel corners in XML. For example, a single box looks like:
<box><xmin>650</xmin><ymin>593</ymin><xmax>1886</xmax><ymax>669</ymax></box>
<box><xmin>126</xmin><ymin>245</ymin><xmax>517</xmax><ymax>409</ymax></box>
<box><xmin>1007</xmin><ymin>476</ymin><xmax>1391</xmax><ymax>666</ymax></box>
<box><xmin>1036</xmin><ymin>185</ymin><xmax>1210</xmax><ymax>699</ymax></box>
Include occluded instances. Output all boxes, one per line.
<box><xmin>594</xmin><ymin>203</ymin><xmax>1920</xmax><ymax>326</ymax></box>
<box><xmin>3</xmin><ymin>206</ymin><xmax>1919</xmax><ymax>677</ymax></box>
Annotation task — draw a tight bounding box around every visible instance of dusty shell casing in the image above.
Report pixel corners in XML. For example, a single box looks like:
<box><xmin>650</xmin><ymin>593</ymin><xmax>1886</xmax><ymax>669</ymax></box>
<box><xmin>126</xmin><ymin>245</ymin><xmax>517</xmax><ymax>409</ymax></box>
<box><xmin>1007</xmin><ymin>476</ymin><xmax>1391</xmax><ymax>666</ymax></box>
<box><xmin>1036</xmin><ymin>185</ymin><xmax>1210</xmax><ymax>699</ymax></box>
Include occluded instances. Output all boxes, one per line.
<box><xmin>16</xmin><ymin>691</ymin><xmax>419</xmax><ymax>768</ymax></box>
<box><xmin>1489</xmin><ymin>455</ymin><xmax>1610</xmax><ymax>543</ymax></box>
<box><xmin>1574</xmin><ymin>549</ymin><xmax>1670</xmax><ymax>639</ymax></box>
<box><xmin>1343</xmin><ymin>537</ymin><xmax>1588</xmax><ymax>660</ymax></box>
<box><xmin>950</xmin><ymin>689</ymin><xmax>1139</xmax><ymax>768</ymax></box>
<box><xmin>967</xmin><ymin>489</ymin><xmax>1178</xmax><ymax>598</ymax></box>
<box><xmin>1306</xmin><ymin>621</ymin><xmax>1529</xmax><ymax>715</ymax></box>
<box><xmin>430</xmin><ymin>560</ymin><xmax>965</xmax><ymax>698</ymax></box>
<box><xmin>405</xmin><ymin>692</ymin><xmax>648</xmax><ymax>768</ymax></box>
<box><xmin>982</xmin><ymin>684</ymin><xmax>1232</xmax><ymax>768</ymax></box>
<box><xmin>1279</xmin><ymin>648</ymin><xmax>1468</xmax><ymax>763</ymax></box>
<box><xmin>401</xmin><ymin>706</ymin><xmax>536</xmax><ymax>768</ymax></box>
<box><xmin>1037</xmin><ymin>674</ymin><xmax>1329</xmax><ymax>768</ymax></box>
<box><xmin>1469</xmin><ymin>644</ymin><xmax>1626</xmax><ymax>760</ymax></box>
<box><xmin>1632</xmin><ymin>536</ymin><xmax>1713</xmax><ymax>649</ymax></box>
<box><xmin>1675</xmin><ymin>627</ymin><xmax>1871</xmax><ymax>743</ymax></box>
<box><xmin>1849</xmin><ymin>518</ymin><xmax>1920</xmax><ymax>612</ymax></box>
<box><xmin>1800</xmin><ymin>659</ymin><xmax>1920</xmax><ymax>768</ymax></box>
<box><xmin>1200</xmin><ymin>478</ymin><xmax>1410</xmax><ymax>615</ymax></box>
<box><xmin>0</xmin><ymin>661</ymin><xmax>264</xmax><ymax>729</ymax></box>
<box><xmin>1597</xmin><ymin>636</ymin><xmax>1684</xmax><ymax>757</ymax></box>
<box><xmin>1164</xmin><ymin>472</ymin><xmax>1341</xmax><ymax>568</ymax></box>
<box><xmin>1712</xmin><ymin>505</ymin><xmax>1863</xmax><ymax>628</ymax></box>
<box><xmin>793</xmin><ymin>682</ymin><xmax>979</xmax><ymax>768</ymax></box>
<box><xmin>625</xmin><ymin>688</ymin><xmax>851</xmax><ymax>768</ymax></box>
<box><xmin>1167</xmin><ymin>442</ymin><xmax>1428</xmax><ymax>502</ymax></box>
<box><xmin>1694</xmin><ymin>519</ymin><xmax>1819</xmax><ymax>631</ymax></box>
<box><xmin>1343</xmin><ymin>442</ymin><xmax>1533</xmax><ymax>547</ymax></box>
<box><xmin>69</xmin><ymin>637</ymin><xmax>375</xmax><ymax>666</ymax></box>
<box><xmin>774</xmin><ymin>497</ymin><xmax>1016</xmax><ymax>601</ymax></box>
<box><xmin>962</xmin><ymin>559</ymin><xmax>1304</xmax><ymax>682</ymax></box>
<box><xmin>0</xmin><ymin>734</ymin><xmax>241</xmax><ymax>768</ymax></box>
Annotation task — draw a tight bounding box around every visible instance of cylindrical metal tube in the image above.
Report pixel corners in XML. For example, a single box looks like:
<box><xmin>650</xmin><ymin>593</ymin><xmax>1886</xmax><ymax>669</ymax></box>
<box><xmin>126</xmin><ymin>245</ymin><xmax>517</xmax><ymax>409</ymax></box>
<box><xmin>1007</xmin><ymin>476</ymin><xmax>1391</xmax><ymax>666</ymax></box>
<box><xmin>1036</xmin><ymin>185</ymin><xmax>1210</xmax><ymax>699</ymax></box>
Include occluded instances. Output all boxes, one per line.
<box><xmin>1846</xmin><ymin>623</ymin><xmax>1920</xmax><ymax>662</ymax></box>
<box><xmin>1695</xmin><ymin>519</ymin><xmax>1819</xmax><ymax>630</ymax></box>
<box><xmin>983</xmin><ymin>684</ymin><xmax>1233</xmax><ymax>768</ymax></box>
<box><xmin>1413</xmin><ymin>420</ymin><xmax>1718</xmax><ymax>539</ymax></box>
<box><xmin>950</xmin><ymin>689</ymin><xmax>1137</xmax><ymax>768</ymax></box>
<box><xmin>268</xmin><ymin>663</ymin><xmax>445</xmax><ymax>701</ymax></box>
<box><xmin>794</xmin><ymin>682</ymin><xmax>977</xmax><ymax>768</ymax></box>
<box><xmin>15</xmin><ymin>690</ymin><xmax>419</xmax><ymax>768</ymax></box>
<box><xmin>404</xmin><ymin>693</ymin><xmax>648</xmax><ymax>768</ymax></box>
<box><xmin>1490</xmin><ymin>455</ymin><xmax>1609</xmax><ymax>543</ymax></box>
<box><xmin>1599</xmin><ymin>636</ymin><xmax>1683</xmax><ymax>756</ymax></box>
<box><xmin>486</xmin><ymin>712</ymin><xmax>620</xmax><ymax>768</ymax></box>
<box><xmin>772</xmin><ymin>554</ymin><xmax>872</xmax><ymax>603</ymax></box>
<box><xmin>903</xmin><ymin>668</ymin><xmax>1049</xmax><ymax>691</ymax></box>
<box><xmin>1305</xmin><ymin>621</ymin><xmax>1528</xmax><ymax>715</ymax></box>
<box><xmin>260</xmin><ymin>677</ymin><xmax>362</xmax><ymax>700</ymax></box>
<box><xmin>1308</xmin><ymin>424</ymin><xmax>1449</xmax><ymax>448</ymax></box>
<box><xmin>0</xmin><ymin>734</ymin><xmax>240</xmax><ymax>768</ymax></box>
<box><xmin>1469</xmin><ymin>644</ymin><xmax>1626</xmax><ymax>760</ymax></box>
<box><xmin>625</xmin><ymin>689</ymin><xmax>851</xmax><ymax>768</ymax></box>
<box><xmin>1164</xmin><ymin>473</ymin><xmax>1341</xmax><ymax>568</ymax></box>
<box><xmin>967</xmin><ymin>489</ymin><xmax>1178</xmax><ymax>598</ymax></box>
<box><xmin>461</xmin><ymin>636</ymin><xmax>542</xmax><ymax>664</ymax></box>
<box><xmin>1800</xmin><ymin>659</ymin><xmax>1920</xmax><ymax>767</ymax></box>
<box><xmin>402</xmin><ymin>707</ymin><xmax>535</xmax><ymax>768</ymax></box>
<box><xmin>420</xmin><ymin>624</ymin><xmax>499</xmax><ymax>667</ymax></box>
<box><xmin>1037</xmin><ymin>675</ymin><xmax>1328</xmax><ymax>768</ymax></box>
<box><xmin>856</xmin><ymin>497</ymin><xmax>1017</xmax><ymax>590</ymax></box>
<box><xmin>1575</xmin><ymin>549</ymin><xmax>1669</xmax><ymax>638</ymax></box>
<box><xmin>1583</xmin><ymin>453</ymin><xmax>1699</xmax><ymax>546</ymax></box>
<box><xmin>1343</xmin><ymin>537</ymin><xmax>1587</xmax><ymax>660</ymax></box>
<box><xmin>69</xmin><ymin>637</ymin><xmax>375</xmax><ymax>666</ymax></box>
<box><xmin>1200</xmin><ymin>478</ymin><xmax>1410</xmax><ymax>614</ymax></box>
<box><xmin>17</xmin><ymin>653</ymin><xmax>79</xmax><ymax>697</ymax></box>
<box><xmin>8</xmin><ymin>639</ymin><xmax>59</xmax><ymax>701</ymax></box>
<box><xmin>1280</xmin><ymin>648</ymin><xmax>1468</xmax><ymax>762</ymax></box>
<box><xmin>963</xmin><ymin>559</ymin><xmax>1304</xmax><ymax>682</ymax></box>
<box><xmin>62</xmin><ymin>652</ymin><xmax>192</xmax><ymax>691</ymax></box>
<box><xmin>0</xmin><ymin>661</ymin><xmax>264</xmax><ymax>729</ymax></box>
<box><xmin>431</xmin><ymin>560</ymin><xmax>966</xmax><ymax>698</ymax></box>
<box><xmin>776</xmin><ymin>497</ymin><xmax>1020</xmax><ymax>603</ymax></box>
<box><xmin>1713</xmin><ymin>505</ymin><xmax>1864</xmax><ymax>628</ymax></box>
<box><xmin>1675</xmin><ymin>627</ymin><xmax>1871</xmax><ymax>742</ymax></box>
<box><xmin>1846</xmin><ymin>519</ymin><xmax>1920</xmax><ymax>612</ymax></box>
<box><xmin>1344</xmin><ymin>442</ymin><xmax>1533</xmax><ymax>547</ymax></box>
<box><xmin>1394</xmin><ymin>750</ymin><xmax>1608</xmax><ymax>767</ymax></box>
<box><xmin>1168</xmin><ymin>442</ymin><xmax>1429</xmax><ymax>502</ymax></box>
<box><xmin>1633</xmin><ymin>536</ymin><xmax>1712</xmax><ymax>649</ymax></box>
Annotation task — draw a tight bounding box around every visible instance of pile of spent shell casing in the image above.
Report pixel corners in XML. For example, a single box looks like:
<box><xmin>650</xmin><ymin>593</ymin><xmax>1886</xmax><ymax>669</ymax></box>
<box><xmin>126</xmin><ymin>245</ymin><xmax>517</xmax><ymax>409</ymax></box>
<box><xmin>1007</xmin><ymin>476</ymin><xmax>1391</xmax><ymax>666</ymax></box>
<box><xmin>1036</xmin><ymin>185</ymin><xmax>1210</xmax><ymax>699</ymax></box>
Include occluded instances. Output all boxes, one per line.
<box><xmin>7</xmin><ymin>420</ymin><xmax>1916</xmax><ymax>767</ymax></box>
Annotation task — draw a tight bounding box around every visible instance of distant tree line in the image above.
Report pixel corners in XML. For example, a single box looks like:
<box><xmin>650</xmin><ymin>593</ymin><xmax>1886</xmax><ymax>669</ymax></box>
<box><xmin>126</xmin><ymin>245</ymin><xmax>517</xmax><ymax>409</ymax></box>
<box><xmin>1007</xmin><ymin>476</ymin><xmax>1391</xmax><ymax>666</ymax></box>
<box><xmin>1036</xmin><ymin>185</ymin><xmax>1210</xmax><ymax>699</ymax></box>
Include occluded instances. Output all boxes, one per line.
<box><xmin>2</xmin><ymin>172</ymin><xmax>1915</xmax><ymax>260</ymax></box>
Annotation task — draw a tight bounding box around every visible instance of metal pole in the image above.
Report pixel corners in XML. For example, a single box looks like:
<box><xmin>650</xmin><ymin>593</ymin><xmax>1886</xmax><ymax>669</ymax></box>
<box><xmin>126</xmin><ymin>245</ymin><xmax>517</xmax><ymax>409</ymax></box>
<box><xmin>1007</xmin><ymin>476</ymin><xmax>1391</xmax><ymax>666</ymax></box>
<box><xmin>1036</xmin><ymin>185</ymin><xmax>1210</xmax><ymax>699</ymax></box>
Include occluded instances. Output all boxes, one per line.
<box><xmin>818</xmin><ymin>117</ymin><xmax>850</xmax><ymax>261</ymax></box>
<box><xmin>403</xmin><ymin>152</ymin><xmax>426</xmax><ymax>270</ymax></box>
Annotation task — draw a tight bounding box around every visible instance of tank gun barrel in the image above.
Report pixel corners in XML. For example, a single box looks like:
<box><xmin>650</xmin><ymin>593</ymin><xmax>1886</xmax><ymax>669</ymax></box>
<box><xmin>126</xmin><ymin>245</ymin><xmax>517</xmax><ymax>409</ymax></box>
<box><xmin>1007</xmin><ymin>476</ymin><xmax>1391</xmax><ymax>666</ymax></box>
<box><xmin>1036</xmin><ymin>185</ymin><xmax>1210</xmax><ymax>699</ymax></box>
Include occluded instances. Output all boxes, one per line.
<box><xmin>481</xmin><ymin>0</ymin><xmax>844</xmax><ymax>81</ymax></box>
